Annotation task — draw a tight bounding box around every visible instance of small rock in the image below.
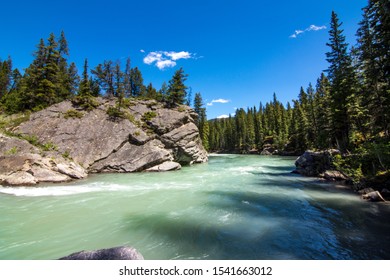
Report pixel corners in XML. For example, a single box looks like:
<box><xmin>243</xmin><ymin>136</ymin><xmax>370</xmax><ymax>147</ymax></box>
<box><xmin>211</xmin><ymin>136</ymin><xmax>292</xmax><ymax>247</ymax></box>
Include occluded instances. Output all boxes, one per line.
<box><xmin>59</xmin><ymin>246</ymin><xmax>144</xmax><ymax>260</ymax></box>
<box><xmin>362</xmin><ymin>191</ymin><xmax>386</xmax><ymax>202</ymax></box>
<box><xmin>323</xmin><ymin>170</ymin><xmax>349</xmax><ymax>181</ymax></box>
<box><xmin>146</xmin><ymin>161</ymin><xmax>181</xmax><ymax>172</ymax></box>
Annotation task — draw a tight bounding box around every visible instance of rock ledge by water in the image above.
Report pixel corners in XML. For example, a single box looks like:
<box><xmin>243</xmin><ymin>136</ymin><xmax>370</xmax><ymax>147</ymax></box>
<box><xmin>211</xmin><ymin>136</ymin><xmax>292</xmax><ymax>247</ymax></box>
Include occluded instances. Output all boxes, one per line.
<box><xmin>0</xmin><ymin>98</ymin><xmax>208</xmax><ymax>186</ymax></box>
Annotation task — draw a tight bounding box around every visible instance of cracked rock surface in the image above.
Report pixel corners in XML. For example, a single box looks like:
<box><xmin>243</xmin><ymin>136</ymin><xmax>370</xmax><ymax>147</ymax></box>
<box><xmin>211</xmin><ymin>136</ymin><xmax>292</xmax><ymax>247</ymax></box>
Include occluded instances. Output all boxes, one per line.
<box><xmin>1</xmin><ymin>98</ymin><xmax>207</xmax><ymax>186</ymax></box>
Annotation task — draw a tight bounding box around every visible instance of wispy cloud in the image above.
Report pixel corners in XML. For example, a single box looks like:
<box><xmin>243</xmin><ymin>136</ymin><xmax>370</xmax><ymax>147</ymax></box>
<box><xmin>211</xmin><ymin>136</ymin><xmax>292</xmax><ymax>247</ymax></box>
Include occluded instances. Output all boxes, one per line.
<box><xmin>143</xmin><ymin>51</ymin><xmax>194</xmax><ymax>70</ymax></box>
<box><xmin>207</xmin><ymin>99</ymin><xmax>231</xmax><ymax>106</ymax></box>
<box><xmin>290</xmin><ymin>24</ymin><xmax>326</xmax><ymax>38</ymax></box>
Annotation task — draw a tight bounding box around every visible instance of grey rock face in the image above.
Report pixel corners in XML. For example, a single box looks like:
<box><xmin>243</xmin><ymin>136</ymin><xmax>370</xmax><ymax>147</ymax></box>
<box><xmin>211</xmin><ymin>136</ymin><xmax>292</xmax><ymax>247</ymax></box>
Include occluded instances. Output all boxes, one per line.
<box><xmin>59</xmin><ymin>246</ymin><xmax>144</xmax><ymax>260</ymax></box>
<box><xmin>0</xmin><ymin>133</ymin><xmax>87</xmax><ymax>186</ymax></box>
<box><xmin>1</xmin><ymin>99</ymin><xmax>207</xmax><ymax>186</ymax></box>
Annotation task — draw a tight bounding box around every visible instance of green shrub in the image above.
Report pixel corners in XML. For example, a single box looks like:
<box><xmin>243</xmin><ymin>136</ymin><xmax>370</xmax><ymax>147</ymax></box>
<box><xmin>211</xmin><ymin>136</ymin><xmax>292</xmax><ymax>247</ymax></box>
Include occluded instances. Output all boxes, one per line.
<box><xmin>72</xmin><ymin>96</ymin><xmax>98</xmax><ymax>111</ymax></box>
<box><xmin>62</xmin><ymin>150</ymin><xmax>71</xmax><ymax>159</ymax></box>
<box><xmin>23</xmin><ymin>134</ymin><xmax>39</xmax><ymax>146</ymax></box>
<box><xmin>107</xmin><ymin>106</ymin><xmax>126</xmax><ymax>119</ymax></box>
<box><xmin>5</xmin><ymin>146</ymin><xmax>18</xmax><ymax>155</ymax></box>
<box><xmin>42</xmin><ymin>141</ymin><xmax>58</xmax><ymax>151</ymax></box>
<box><xmin>142</xmin><ymin>111</ymin><xmax>157</xmax><ymax>122</ymax></box>
<box><xmin>64</xmin><ymin>109</ymin><xmax>84</xmax><ymax>119</ymax></box>
<box><xmin>177</xmin><ymin>106</ymin><xmax>186</xmax><ymax>112</ymax></box>
<box><xmin>121</xmin><ymin>98</ymin><xmax>136</xmax><ymax>107</ymax></box>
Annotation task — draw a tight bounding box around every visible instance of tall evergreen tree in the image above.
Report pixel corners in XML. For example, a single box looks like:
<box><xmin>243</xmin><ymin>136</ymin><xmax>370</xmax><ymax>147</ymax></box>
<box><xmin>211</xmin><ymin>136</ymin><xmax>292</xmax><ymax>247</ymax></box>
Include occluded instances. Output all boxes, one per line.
<box><xmin>78</xmin><ymin>59</ymin><xmax>92</xmax><ymax>98</ymax></box>
<box><xmin>356</xmin><ymin>0</ymin><xmax>390</xmax><ymax>136</ymax></box>
<box><xmin>129</xmin><ymin>67</ymin><xmax>145</xmax><ymax>97</ymax></box>
<box><xmin>92</xmin><ymin>61</ymin><xmax>115</xmax><ymax>97</ymax></box>
<box><xmin>145</xmin><ymin>83</ymin><xmax>158</xmax><ymax>99</ymax></box>
<box><xmin>166</xmin><ymin>68</ymin><xmax>188</xmax><ymax>107</ymax></box>
<box><xmin>123</xmin><ymin>58</ymin><xmax>132</xmax><ymax>97</ymax></box>
<box><xmin>314</xmin><ymin>73</ymin><xmax>332</xmax><ymax>149</ymax></box>
<box><xmin>326</xmin><ymin>11</ymin><xmax>356</xmax><ymax>152</ymax></box>
<box><xmin>0</xmin><ymin>58</ymin><xmax>12</xmax><ymax>98</ymax></box>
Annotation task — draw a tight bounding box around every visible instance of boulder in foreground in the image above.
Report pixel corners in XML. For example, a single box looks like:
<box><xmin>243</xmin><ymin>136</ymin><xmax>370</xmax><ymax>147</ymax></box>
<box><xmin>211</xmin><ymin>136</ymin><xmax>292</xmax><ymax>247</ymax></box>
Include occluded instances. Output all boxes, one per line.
<box><xmin>59</xmin><ymin>246</ymin><xmax>144</xmax><ymax>260</ymax></box>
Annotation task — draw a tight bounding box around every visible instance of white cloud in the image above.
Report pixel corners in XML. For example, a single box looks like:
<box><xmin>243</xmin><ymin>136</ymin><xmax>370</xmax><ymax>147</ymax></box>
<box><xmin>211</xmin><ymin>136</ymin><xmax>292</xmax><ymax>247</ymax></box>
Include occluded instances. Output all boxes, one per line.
<box><xmin>140</xmin><ymin>49</ymin><xmax>145</xmax><ymax>53</ymax></box>
<box><xmin>164</xmin><ymin>51</ymin><xmax>191</xmax><ymax>61</ymax></box>
<box><xmin>307</xmin><ymin>25</ymin><xmax>326</xmax><ymax>31</ymax></box>
<box><xmin>290</xmin><ymin>24</ymin><xmax>326</xmax><ymax>38</ymax></box>
<box><xmin>213</xmin><ymin>99</ymin><xmax>230</xmax><ymax>103</ymax></box>
<box><xmin>143</xmin><ymin>50</ymin><xmax>194</xmax><ymax>70</ymax></box>
<box><xmin>156</xmin><ymin>60</ymin><xmax>176</xmax><ymax>70</ymax></box>
<box><xmin>217</xmin><ymin>114</ymin><xmax>229</xmax><ymax>119</ymax></box>
<box><xmin>207</xmin><ymin>99</ymin><xmax>231</xmax><ymax>106</ymax></box>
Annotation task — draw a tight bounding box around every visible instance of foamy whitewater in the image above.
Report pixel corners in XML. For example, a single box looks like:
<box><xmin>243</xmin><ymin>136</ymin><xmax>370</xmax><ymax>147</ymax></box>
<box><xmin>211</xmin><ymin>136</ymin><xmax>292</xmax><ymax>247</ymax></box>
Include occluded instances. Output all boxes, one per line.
<box><xmin>1</xmin><ymin>155</ymin><xmax>390</xmax><ymax>259</ymax></box>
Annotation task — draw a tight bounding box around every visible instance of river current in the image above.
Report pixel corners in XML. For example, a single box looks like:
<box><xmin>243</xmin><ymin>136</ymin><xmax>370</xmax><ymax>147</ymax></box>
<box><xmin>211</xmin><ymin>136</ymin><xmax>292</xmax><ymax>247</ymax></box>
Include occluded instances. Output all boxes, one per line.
<box><xmin>1</xmin><ymin>154</ymin><xmax>389</xmax><ymax>259</ymax></box>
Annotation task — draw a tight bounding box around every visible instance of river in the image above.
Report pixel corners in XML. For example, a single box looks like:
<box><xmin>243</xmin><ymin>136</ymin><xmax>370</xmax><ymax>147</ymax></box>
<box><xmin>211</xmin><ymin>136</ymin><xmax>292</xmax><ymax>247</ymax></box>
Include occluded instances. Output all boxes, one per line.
<box><xmin>1</xmin><ymin>154</ymin><xmax>389</xmax><ymax>259</ymax></box>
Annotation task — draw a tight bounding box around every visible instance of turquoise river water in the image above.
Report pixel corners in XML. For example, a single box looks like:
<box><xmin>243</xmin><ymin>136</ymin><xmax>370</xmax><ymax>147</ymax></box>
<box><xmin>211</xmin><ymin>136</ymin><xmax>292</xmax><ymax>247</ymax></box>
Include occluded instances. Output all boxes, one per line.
<box><xmin>1</xmin><ymin>154</ymin><xmax>389</xmax><ymax>259</ymax></box>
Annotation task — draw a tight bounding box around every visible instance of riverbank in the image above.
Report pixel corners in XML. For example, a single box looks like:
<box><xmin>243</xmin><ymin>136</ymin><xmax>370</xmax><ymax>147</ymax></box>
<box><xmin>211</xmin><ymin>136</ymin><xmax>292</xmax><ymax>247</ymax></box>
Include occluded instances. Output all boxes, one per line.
<box><xmin>293</xmin><ymin>150</ymin><xmax>390</xmax><ymax>202</ymax></box>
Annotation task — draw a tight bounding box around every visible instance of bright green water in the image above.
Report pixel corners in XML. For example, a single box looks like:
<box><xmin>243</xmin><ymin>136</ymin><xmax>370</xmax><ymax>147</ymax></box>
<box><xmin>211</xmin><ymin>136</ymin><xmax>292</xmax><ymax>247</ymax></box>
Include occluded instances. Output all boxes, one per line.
<box><xmin>1</xmin><ymin>154</ymin><xmax>390</xmax><ymax>259</ymax></box>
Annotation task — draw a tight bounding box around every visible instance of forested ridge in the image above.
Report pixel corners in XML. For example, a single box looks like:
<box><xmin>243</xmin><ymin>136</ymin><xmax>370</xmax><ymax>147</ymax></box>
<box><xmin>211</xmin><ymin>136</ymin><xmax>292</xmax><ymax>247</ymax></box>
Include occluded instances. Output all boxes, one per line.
<box><xmin>1</xmin><ymin>0</ymin><xmax>389</xmax><ymax>188</ymax></box>
<box><xmin>204</xmin><ymin>1</ymin><xmax>390</xmax><ymax>187</ymax></box>
<box><xmin>0</xmin><ymin>32</ymin><xmax>191</xmax><ymax>116</ymax></box>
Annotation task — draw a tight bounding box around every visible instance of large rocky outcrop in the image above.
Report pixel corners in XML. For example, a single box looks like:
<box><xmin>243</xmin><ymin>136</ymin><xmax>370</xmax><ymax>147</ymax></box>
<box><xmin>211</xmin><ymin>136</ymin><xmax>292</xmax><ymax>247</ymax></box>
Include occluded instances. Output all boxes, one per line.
<box><xmin>0</xmin><ymin>98</ymin><xmax>208</xmax><ymax>186</ymax></box>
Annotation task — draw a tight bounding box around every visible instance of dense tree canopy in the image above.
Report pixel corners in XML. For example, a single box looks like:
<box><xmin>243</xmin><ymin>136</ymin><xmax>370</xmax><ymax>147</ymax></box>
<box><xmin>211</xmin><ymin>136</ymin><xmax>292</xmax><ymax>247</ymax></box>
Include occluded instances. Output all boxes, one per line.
<box><xmin>206</xmin><ymin>5</ymin><xmax>389</xmax><ymax>185</ymax></box>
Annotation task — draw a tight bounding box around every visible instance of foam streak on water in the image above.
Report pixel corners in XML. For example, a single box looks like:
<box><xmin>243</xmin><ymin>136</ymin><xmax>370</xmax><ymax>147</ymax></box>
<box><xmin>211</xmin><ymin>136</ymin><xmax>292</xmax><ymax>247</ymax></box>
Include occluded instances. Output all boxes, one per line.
<box><xmin>1</xmin><ymin>155</ymin><xmax>390</xmax><ymax>260</ymax></box>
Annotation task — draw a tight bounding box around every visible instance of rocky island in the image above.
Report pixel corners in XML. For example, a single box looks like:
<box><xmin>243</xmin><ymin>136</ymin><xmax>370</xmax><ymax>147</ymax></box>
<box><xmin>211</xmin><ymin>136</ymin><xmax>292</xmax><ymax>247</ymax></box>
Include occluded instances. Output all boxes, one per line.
<box><xmin>0</xmin><ymin>98</ymin><xmax>208</xmax><ymax>186</ymax></box>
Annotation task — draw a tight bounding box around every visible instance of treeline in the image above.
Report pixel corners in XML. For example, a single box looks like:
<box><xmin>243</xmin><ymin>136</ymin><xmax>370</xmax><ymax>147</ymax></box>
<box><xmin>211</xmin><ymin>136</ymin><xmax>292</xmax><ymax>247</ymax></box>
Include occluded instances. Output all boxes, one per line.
<box><xmin>0</xmin><ymin>32</ymin><xmax>191</xmax><ymax>113</ymax></box>
<box><xmin>206</xmin><ymin>0</ymin><xmax>390</xmax><ymax>183</ymax></box>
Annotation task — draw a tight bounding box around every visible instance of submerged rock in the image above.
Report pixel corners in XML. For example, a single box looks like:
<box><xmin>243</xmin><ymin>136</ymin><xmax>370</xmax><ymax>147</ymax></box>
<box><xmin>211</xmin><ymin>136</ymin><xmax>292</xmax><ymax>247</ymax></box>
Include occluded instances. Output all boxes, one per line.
<box><xmin>59</xmin><ymin>246</ymin><xmax>144</xmax><ymax>260</ymax></box>
<box><xmin>1</xmin><ymin>98</ymin><xmax>207</xmax><ymax>186</ymax></box>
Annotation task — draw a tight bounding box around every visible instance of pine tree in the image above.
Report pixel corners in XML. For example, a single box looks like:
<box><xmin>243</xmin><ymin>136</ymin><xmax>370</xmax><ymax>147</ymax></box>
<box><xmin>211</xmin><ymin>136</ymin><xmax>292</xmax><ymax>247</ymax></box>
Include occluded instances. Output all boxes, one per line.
<box><xmin>57</xmin><ymin>31</ymin><xmax>73</xmax><ymax>100</ymax></box>
<box><xmin>44</xmin><ymin>33</ymin><xmax>61</xmax><ymax>104</ymax></box>
<box><xmin>193</xmin><ymin>92</ymin><xmax>204</xmax><ymax>125</ymax></box>
<box><xmin>66</xmin><ymin>62</ymin><xmax>79</xmax><ymax>96</ymax></box>
<box><xmin>356</xmin><ymin>0</ymin><xmax>390</xmax><ymax>136</ymax></box>
<box><xmin>0</xmin><ymin>58</ymin><xmax>12</xmax><ymax>98</ymax></box>
<box><xmin>193</xmin><ymin>92</ymin><xmax>208</xmax><ymax>146</ymax></box>
<box><xmin>201</xmin><ymin>117</ymin><xmax>210</xmax><ymax>151</ymax></box>
<box><xmin>166</xmin><ymin>68</ymin><xmax>188</xmax><ymax>108</ymax></box>
<box><xmin>326</xmin><ymin>11</ymin><xmax>356</xmax><ymax>152</ymax></box>
<box><xmin>306</xmin><ymin>83</ymin><xmax>317</xmax><ymax>146</ymax></box>
<box><xmin>92</xmin><ymin>61</ymin><xmax>115</xmax><ymax>97</ymax></box>
<box><xmin>19</xmin><ymin>38</ymin><xmax>47</xmax><ymax>110</ymax></box>
<box><xmin>78</xmin><ymin>59</ymin><xmax>92</xmax><ymax>98</ymax></box>
<box><xmin>158</xmin><ymin>82</ymin><xmax>168</xmax><ymax>102</ymax></box>
<box><xmin>123</xmin><ymin>58</ymin><xmax>131</xmax><ymax>97</ymax></box>
<box><xmin>314</xmin><ymin>73</ymin><xmax>332</xmax><ymax>149</ymax></box>
<box><xmin>129</xmin><ymin>67</ymin><xmax>145</xmax><ymax>97</ymax></box>
<box><xmin>114</xmin><ymin>63</ymin><xmax>124</xmax><ymax>107</ymax></box>
<box><xmin>145</xmin><ymin>83</ymin><xmax>158</xmax><ymax>99</ymax></box>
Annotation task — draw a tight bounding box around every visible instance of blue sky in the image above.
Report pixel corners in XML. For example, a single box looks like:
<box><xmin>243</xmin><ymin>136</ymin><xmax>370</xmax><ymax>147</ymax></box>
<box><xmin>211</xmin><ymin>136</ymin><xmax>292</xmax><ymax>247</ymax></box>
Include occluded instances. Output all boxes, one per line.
<box><xmin>0</xmin><ymin>0</ymin><xmax>368</xmax><ymax>119</ymax></box>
